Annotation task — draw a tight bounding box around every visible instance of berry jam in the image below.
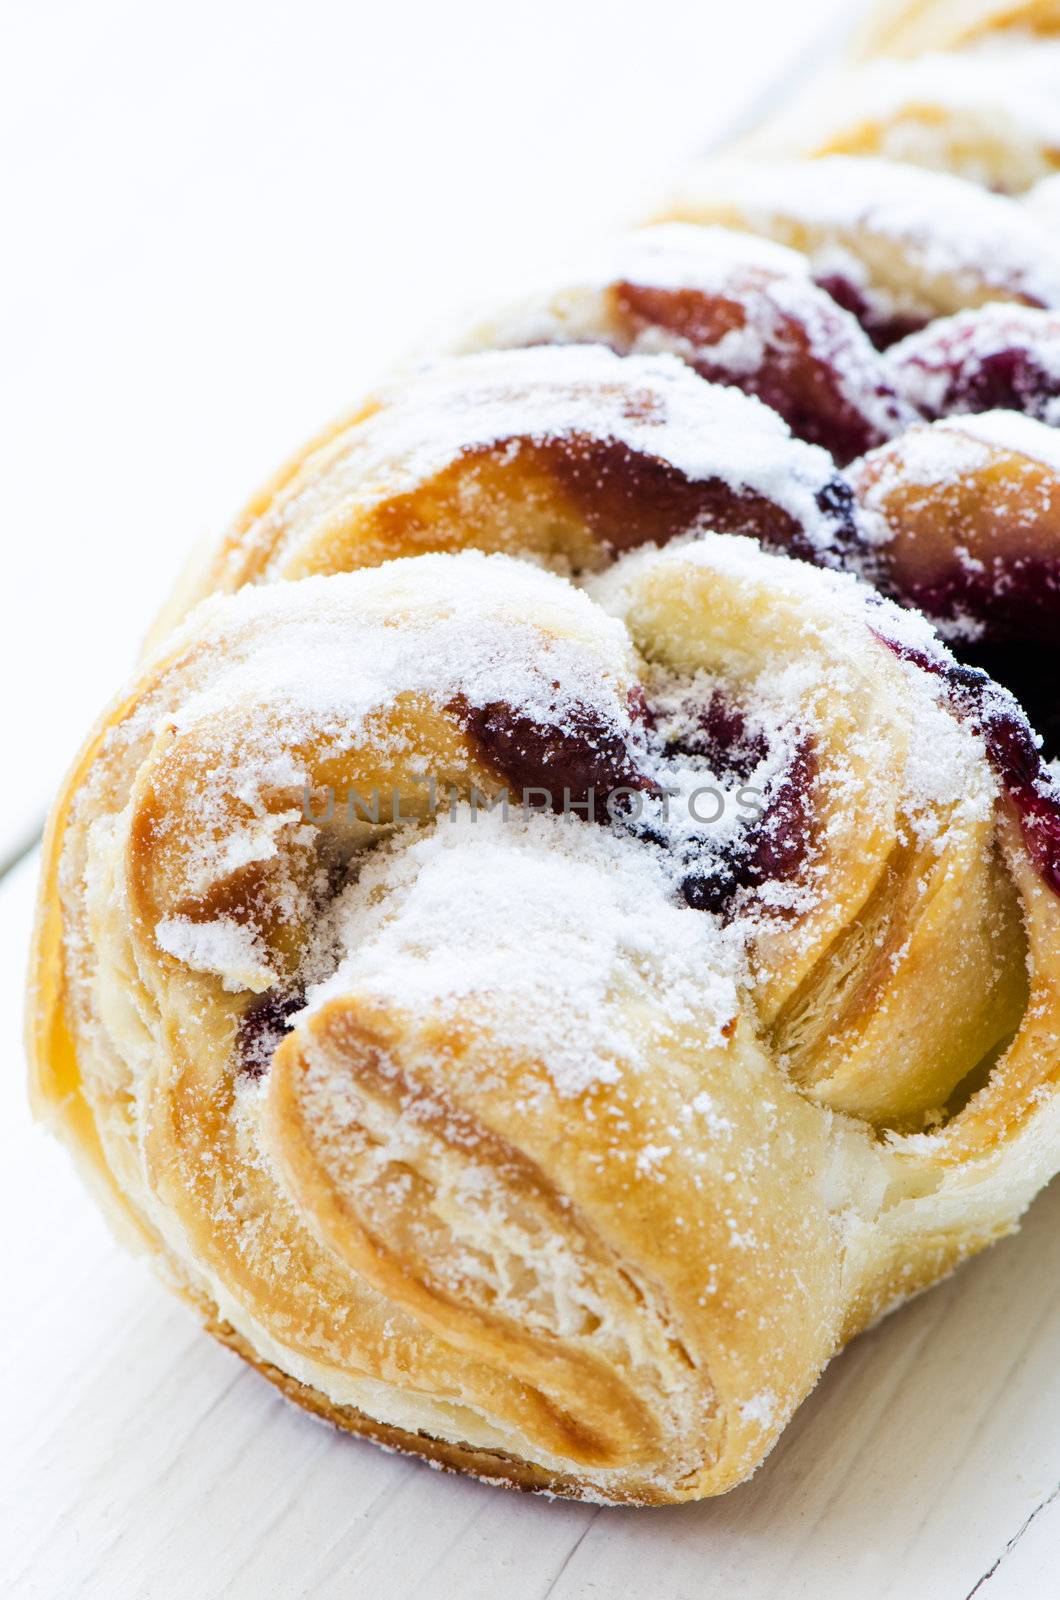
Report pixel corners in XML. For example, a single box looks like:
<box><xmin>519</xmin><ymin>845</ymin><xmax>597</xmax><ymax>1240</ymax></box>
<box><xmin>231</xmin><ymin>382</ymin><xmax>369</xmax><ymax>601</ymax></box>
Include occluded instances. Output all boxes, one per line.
<box><xmin>877</xmin><ymin>631</ymin><xmax>1060</xmax><ymax>895</ymax></box>
<box><xmin>813</xmin><ymin>272</ymin><xmax>928</xmax><ymax>351</ymax></box>
<box><xmin>668</xmin><ymin>689</ymin><xmax>769</xmax><ymax>782</ymax></box>
<box><xmin>883</xmin><ymin>554</ymin><xmax>1060</xmax><ymax>650</ymax></box>
<box><xmin>614</xmin><ymin>277</ymin><xmax>912</xmax><ymax>466</ymax></box>
<box><xmin>918</xmin><ymin>344</ymin><xmax>1058</xmax><ymax>417</ymax></box>
<box><xmin>889</xmin><ymin>310</ymin><xmax>1060</xmax><ymax>422</ymax></box>
<box><xmin>647</xmin><ymin>692</ymin><xmax>815</xmax><ymax>916</ymax></box>
<box><xmin>541</xmin><ymin>433</ymin><xmax>859</xmax><ymax>568</ymax></box>
<box><xmin>236</xmin><ymin>991</ymin><xmax>304</xmax><ymax>1078</ymax></box>
<box><xmin>456</xmin><ymin>685</ymin><xmax>815</xmax><ymax>914</ymax></box>
<box><xmin>454</xmin><ymin>688</ymin><xmax>661</xmax><ymax>812</ymax></box>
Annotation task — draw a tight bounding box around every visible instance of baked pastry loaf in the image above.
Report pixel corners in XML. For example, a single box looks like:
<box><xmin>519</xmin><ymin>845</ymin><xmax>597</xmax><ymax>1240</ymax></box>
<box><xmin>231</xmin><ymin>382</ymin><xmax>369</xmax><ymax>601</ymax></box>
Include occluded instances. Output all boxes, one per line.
<box><xmin>26</xmin><ymin>0</ymin><xmax>1060</xmax><ymax>1503</ymax></box>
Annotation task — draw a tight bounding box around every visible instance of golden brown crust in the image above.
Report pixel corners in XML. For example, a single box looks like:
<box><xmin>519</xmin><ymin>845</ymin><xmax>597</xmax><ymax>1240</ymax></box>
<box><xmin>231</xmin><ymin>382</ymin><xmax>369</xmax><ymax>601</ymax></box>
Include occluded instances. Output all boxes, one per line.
<box><xmin>204</xmin><ymin>1312</ymin><xmax>652</xmax><ymax>1503</ymax></box>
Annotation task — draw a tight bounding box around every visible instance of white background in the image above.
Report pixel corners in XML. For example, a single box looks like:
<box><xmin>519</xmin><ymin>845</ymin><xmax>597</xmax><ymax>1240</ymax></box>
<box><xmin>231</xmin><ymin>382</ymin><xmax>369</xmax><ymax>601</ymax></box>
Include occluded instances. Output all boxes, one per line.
<box><xmin>4</xmin><ymin>3</ymin><xmax>1059</xmax><ymax>1596</ymax></box>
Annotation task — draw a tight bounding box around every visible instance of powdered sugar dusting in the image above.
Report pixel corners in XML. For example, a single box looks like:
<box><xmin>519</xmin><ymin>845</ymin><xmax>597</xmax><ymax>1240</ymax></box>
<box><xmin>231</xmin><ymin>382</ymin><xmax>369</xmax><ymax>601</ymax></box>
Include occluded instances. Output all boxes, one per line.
<box><xmin>280</xmin><ymin>539</ymin><xmax>998</xmax><ymax>1099</ymax></box>
<box><xmin>888</xmin><ymin>304</ymin><xmax>1060</xmax><ymax>423</ymax></box>
<box><xmin>304</xmin><ymin>810</ymin><xmax>744</xmax><ymax>1097</ymax></box>
<box><xmin>169</xmin><ymin>551</ymin><xmax>637</xmax><ymax>751</ymax></box>
<box><xmin>860</xmin><ymin>421</ymin><xmax>995</xmax><ymax>510</ymax></box>
<box><xmin>447</xmin><ymin>225</ymin><xmax>912</xmax><ymax>461</ymax></box>
<box><xmin>614</xmin><ymin>222</ymin><xmax>809</xmax><ymax>285</ymax></box>
<box><xmin>956</xmin><ymin>408</ymin><xmax>1060</xmax><ymax>474</ymax></box>
<box><xmin>1026</xmin><ymin>172</ymin><xmax>1060</xmax><ymax>227</ymax></box>
<box><xmin>739</xmin><ymin>1388</ymin><xmax>778</xmax><ymax>1429</ymax></box>
<box><xmin>856</xmin><ymin>411</ymin><xmax>1060</xmax><ymax>545</ymax></box>
<box><xmin>765</xmin><ymin>40</ymin><xmax>1060</xmax><ymax>187</ymax></box>
<box><xmin>156</xmin><ymin>914</ymin><xmax>277</xmax><ymax>992</ymax></box>
<box><xmin>149</xmin><ymin>533</ymin><xmax>1002</xmax><ymax>1100</ymax></box>
<box><xmin>666</xmin><ymin>156</ymin><xmax>1060</xmax><ymax>315</ymax></box>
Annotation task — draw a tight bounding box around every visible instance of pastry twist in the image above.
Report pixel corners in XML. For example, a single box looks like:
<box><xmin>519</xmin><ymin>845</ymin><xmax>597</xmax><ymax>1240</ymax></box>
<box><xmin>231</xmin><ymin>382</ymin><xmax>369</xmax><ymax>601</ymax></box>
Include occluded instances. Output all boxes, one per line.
<box><xmin>27</xmin><ymin>0</ymin><xmax>1060</xmax><ymax>1502</ymax></box>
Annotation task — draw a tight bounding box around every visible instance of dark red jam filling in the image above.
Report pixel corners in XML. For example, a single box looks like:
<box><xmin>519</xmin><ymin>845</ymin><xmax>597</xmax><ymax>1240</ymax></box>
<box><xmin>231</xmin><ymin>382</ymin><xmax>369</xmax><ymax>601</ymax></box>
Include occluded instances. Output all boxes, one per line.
<box><xmin>453</xmin><ymin>688</ymin><xmax>661</xmax><ymax>812</ymax></box>
<box><xmin>539</xmin><ymin>433</ymin><xmax>859</xmax><ymax>568</ymax></box>
<box><xmin>740</xmin><ymin>365</ymin><xmax>902</xmax><ymax>469</ymax></box>
<box><xmin>670</xmin><ymin>689</ymin><xmax>769</xmax><ymax>782</ymax></box>
<box><xmin>614</xmin><ymin>278</ymin><xmax>911</xmax><ymax>465</ymax></box>
<box><xmin>813</xmin><ymin>272</ymin><xmax>928</xmax><ymax>351</ymax></box>
<box><xmin>876</xmin><ymin>629</ymin><xmax>1060</xmax><ymax>895</ymax></box>
<box><xmin>887</xmin><ymin>555</ymin><xmax>1060</xmax><ymax>649</ymax></box>
<box><xmin>455</xmin><ymin>686</ymin><xmax>814</xmax><ymax>914</ymax></box>
<box><xmin>629</xmin><ymin>692</ymin><xmax>815</xmax><ymax>914</ymax></box>
<box><xmin>890</xmin><ymin>326</ymin><xmax>1060</xmax><ymax>421</ymax></box>
<box><xmin>813</xmin><ymin>477</ymin><xmax>862</xmax><ymax>565</ymax></box>
<box><xmin>660</xmin><ymin>698</ymin><xmax>815</xmax><ymax>915</ymax></box>
<box><xmin>236</xmin><ymin>991</ymin><xmax>304</xmax><ymax>1078</ymax></box>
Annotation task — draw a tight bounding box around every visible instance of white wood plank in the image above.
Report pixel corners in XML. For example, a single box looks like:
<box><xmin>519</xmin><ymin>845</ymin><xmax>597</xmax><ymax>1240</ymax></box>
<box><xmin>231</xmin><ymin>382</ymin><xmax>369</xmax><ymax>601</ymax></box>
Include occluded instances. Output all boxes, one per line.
<box><xmin>4</xmin><ymin>845</ymin><xmax>1059</xmax><ymax>1599</ymax></box>
<box><xmin>976</xmin><ymin>1491</ymin><xmax>1060</xmax><ymax>1600</ymax></box>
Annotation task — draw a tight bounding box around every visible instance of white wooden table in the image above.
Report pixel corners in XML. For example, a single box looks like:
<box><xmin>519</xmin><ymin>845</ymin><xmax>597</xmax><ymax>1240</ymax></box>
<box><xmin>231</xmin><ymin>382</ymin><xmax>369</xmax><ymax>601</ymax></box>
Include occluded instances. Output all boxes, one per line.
<box><xmin>5</xmin><ymin>2</ymin><xmax>1060</xmax><ymax>1594</ymax></box>
<box><xmin>3</xmin><ymin>851</ymin><xmax>1058</xmax><ymax>1598</ymax></box>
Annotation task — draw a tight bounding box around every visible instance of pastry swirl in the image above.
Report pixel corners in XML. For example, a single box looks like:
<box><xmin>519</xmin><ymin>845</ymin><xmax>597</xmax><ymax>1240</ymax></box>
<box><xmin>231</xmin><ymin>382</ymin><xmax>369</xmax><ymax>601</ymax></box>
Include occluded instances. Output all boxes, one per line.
<box><xmin>27</xmin><ymin>0</ymin><xmax>1060</xmax><ymax>1503</ymax></box>
<box><xmin>30</xmin><ymin>533</ymin><xmax>1060</xmax><ymax>1501</ymax></box>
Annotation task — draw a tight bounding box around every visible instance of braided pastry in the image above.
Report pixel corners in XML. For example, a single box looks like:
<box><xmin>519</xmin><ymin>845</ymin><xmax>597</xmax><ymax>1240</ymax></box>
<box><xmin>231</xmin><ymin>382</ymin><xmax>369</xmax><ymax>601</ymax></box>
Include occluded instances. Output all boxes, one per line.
<box><xmin>26</xmin><ymin>0</ymin><xmax>1060</xmax><ymax>1504</ymax></box>
<box><xmin>742</xmin><ymin>39</ymin><xmax>1060</xmax><ymax>192</ymax></box>
<box><xmin>658</xmin><ymin>155</ymin><xmax>1060</xmax><ymax>346</ymax></box>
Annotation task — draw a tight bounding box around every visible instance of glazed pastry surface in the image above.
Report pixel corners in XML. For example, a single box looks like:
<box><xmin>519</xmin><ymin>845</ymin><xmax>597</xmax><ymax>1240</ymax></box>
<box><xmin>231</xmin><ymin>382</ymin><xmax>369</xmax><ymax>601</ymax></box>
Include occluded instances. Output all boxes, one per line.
<box><xmin>27</xmin><ymin>0</ymin><xmax>1060</xmax><ymax>1503</ymax></box>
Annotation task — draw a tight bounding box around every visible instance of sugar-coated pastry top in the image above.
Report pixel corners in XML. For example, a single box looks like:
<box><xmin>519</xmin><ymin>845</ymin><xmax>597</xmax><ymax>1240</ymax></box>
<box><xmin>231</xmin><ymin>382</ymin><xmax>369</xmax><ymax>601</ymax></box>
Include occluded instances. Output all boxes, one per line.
<box><xmin>444</xmin><ymin>224</ymin><xmax>916</xmax><ymax>464</ymax></box>
<box><xmin>887</xmin><ymin>304</ymin><xmax>1060</xmax><ymax>422</ymax></box>
<box><xmin>659</xmin><ymin>156</ymin><xmax>1060</xmax><ymax>344</ymax></box>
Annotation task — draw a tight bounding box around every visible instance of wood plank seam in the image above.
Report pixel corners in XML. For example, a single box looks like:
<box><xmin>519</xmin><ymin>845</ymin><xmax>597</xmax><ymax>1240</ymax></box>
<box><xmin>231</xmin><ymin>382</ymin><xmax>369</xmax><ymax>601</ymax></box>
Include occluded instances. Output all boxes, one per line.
<box><xmin>963</xmin><ymin>1482</ymin><xmax>1060</xmax><ymax>1600</ymax></box>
